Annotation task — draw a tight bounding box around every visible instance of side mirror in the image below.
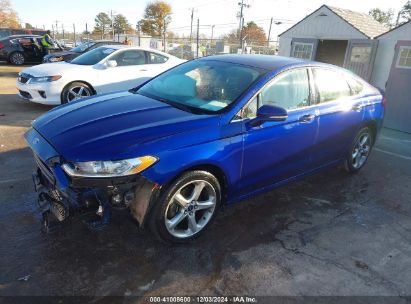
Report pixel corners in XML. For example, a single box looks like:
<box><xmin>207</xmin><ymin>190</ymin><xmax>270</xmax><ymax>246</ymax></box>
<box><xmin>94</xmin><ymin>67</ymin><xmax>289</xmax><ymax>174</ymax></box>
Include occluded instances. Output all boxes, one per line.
<box><xmin>257</xmin><ymin>104</ymin><xmax>288</xmax><ymax>121</ymax></box>
<box><xmin>94</xmin><ymin>63</ymin><xmax>107</xmax><ymax>70</ymax></box>
<box><xmin>106</xmin><ymin>60</ymin><xmax>118</xmax><ymax>68</ymax></box>
<box><xmin>249</xmin><ymin>104</ymin><xmax>288</xmax><ymax>127</ymax></box>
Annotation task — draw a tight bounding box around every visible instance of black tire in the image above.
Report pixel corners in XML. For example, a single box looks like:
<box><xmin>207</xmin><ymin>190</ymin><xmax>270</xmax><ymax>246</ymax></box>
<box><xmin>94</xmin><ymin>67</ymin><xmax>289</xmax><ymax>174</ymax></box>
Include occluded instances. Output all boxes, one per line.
<box><xmin>9</xmin><ymin>51</ymin><xmax>25</xmax><ymax>65</ymax></box>
<box><xmin>61</xmin><ymin>82</ymin><xmax>93</xmax><ymax>104</ymax></box>
<box><xmin>149</xmin><ymin>170</ymin><xmax>221</xmax><ymax>243</ymax></box>
<box><xmin>344</xmin><ymin>127</ymin><xmax>374</xmax><ymax>173</ymax></box>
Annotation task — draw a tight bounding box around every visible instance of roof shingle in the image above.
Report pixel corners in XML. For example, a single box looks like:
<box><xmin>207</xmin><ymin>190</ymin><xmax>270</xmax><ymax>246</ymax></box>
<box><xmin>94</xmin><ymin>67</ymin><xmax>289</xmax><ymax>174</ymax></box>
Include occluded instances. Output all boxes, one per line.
<box><xmin>327</xmin><ymin>6</ymin><xmax>389</xmax><ymax>38</ymax></box>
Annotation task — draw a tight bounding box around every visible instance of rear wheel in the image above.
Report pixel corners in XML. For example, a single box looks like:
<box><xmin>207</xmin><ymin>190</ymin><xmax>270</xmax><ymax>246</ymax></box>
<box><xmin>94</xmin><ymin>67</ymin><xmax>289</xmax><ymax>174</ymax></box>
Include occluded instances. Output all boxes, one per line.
<box><xmin>344</xmin><ymin>127</ymin><xmax>373</xmax><ymax>173</ymax></box>
<box><xmin>9</xmin><ymin>52</ymin><xmax>25</xmax><ymax>65</ymax></box>
<box><xmin>149</xmin><ymin>171</ymin><xmax>221</xmax><ymax>243</ymax></box>
<box><xmin>61</xmin><ymin>82</ymin><xmax>93</xmax><ymax>104</ymax></box>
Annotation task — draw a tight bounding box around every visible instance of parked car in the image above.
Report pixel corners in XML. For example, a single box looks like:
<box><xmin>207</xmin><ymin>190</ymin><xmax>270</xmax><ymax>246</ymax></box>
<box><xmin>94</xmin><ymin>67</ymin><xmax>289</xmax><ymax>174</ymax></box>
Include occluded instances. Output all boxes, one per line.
<box><xmin>57</xmin><ymin>39</ymin><xmax>75</xmax><ymax>49</ymax></box>
<box><xmin>17</xmin><ymin>45</ymin><xmax>185</xmax><ymax>104</ymax></box>
<box><xmin>25</xmin><ymin>55</ymin><xmax>384</xmax><ymax>243</ymax></box>
<box><xmin>43</xmin><ymin>40</ymin><xmax>122</xmax><ymax>63</ymax></box>
<box><xmin>0</xmin><ymin>35</ymin><xmax>63</xmax><ymax>65</ymax></box>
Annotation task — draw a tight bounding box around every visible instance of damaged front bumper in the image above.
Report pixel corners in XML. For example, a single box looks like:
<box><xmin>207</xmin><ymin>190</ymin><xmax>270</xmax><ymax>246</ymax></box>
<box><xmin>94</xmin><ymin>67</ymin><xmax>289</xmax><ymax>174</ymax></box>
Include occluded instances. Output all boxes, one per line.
<box><xmin>26</xmin><ymin>128</ymin><xmax>161</xmax><ymax>230</ymax></box>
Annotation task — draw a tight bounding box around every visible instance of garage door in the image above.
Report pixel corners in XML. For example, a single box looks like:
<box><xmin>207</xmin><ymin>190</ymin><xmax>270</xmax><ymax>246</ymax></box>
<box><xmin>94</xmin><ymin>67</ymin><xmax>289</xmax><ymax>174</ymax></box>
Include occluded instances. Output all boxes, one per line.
<box><xmin>343</xmin><ymin>39</ymin><xmax>378</xmax><ymax>81</ymax></box>
<box><xmin>384</xmin><ymin>40</ymin><xmax>411</xmax><ymax>133</ymax></box>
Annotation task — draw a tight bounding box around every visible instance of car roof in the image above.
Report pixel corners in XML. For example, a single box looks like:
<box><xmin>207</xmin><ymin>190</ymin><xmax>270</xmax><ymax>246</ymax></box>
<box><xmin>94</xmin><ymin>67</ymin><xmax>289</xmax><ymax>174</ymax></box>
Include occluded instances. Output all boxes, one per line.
<box><xmin>94</xmin><ymin>40</ymin><xmax>122</xmax><ymax>44</ymax></box>
<box><xmin>200</xmin><ymin>54</ymin><xmax>311</xmax><ymax>71</ymax></box>
<box><xmin>2</xmin><ymin>34</ymin><xmax>41</xmax><ymax>40</ymax></box>
<box><xmin>97</xmin><ymin>44</ymin><xmax>172</xmax><ymax>55</ymax></box>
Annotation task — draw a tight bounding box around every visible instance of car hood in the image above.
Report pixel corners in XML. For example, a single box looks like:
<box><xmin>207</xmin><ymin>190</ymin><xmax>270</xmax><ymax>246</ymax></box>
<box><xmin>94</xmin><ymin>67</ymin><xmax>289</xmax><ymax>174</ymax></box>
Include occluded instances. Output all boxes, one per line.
<box><xmin>21</xmin><ymin>61</ymin><xmax>85</xmax><ymax>77</ymax></box>
<box><xmin>32</xmin><ymin>91</ymin><xmax>219</xmax><ymax>162</ymax></box>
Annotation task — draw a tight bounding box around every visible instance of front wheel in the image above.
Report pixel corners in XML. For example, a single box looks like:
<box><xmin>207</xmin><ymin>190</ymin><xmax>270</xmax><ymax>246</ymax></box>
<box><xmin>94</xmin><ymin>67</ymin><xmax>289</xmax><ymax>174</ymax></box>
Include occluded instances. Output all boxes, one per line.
<box><xmin>61</xmin><ymin>82</ymin><xmax>93</xmax><ymax>104</ymax></box>
<box><xmin>149</xmin><ymin>171</ymin><xmax>221</xmax><ymax>243</ymax></box>
<box><xmin>9</xmin><ymin>52</ymin><xmax>25</xmax><ymax>65</ymax></box>
<box><xmin>344</xmin><ymin>127</ymin><xmax>373</xmax><ymax>173</ymax></box>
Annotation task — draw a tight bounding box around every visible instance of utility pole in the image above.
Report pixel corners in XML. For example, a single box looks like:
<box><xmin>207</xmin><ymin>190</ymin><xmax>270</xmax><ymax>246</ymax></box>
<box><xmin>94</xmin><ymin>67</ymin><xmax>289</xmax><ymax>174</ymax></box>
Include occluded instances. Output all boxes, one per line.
<box><xmin>73</xmin><ymin>24</ymin><xmax>76</xmax><ymax>46</ymax></box>
<box><xmin>189</xmin><ymin>8</ymin><xmax>194</xmax><ymax>43</ymax></box>
<box><xmin>110</xmin><ymin>10</ymin><xmax>115</xmax><ymax>41</ymax></box>
<box><xmin>238</xmin><ymin>0</ymin><xmax>250</xmax><ymax>52</ymax></box>
<box><xmin>54</xmin><ymin>20</ymin><xmax>59</xmax><ymax>39</ymax></box>
<box><xmin>62</xmin><ymin>24</ymin><xmax>65</xmax><ymax>40</ymax></box>
<box><xmin>210</xmin><ymin>25</ymin><xmax>215</xmax><ymax>46</ymax></box>
<box><xmin>163</xmin><ymin>18</ymin><xmax>166</xmax><ymax>52</ymax></box>
<box><xmin>196</xmin><ymin>19</ymin><xmax>199</xmax><ymax>58</ymax></box>
<box><xmin>136</xmin><ymin>22</ymin><xmax>141</xmax><ymax>46</ymax></box>
<box><xmin>51</xmin><ymin>24</ymin><xmax>55</xmax><ymax>39</ymax></box>
<box><xmin>267</xmin><ymin>17</ymin><xmax>273</xmax><ymax>47</ymax></box>
<box><xmin>86</xmin><ymin>22</ymin><xmax>90</xmax><ymax>41</ymax></box>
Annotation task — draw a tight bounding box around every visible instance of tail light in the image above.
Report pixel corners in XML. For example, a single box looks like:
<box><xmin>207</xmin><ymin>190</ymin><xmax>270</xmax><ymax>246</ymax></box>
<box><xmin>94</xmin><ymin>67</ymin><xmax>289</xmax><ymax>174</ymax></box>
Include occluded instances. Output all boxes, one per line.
<box><xmin>382</xmin><ymin>96</ymin><xmax>387</xmax><ymax>107</ymax></box>
<box><xmin>0</xmin><ymin>42</ymin><xmax>4</xmax><ymax>49</ymax></box>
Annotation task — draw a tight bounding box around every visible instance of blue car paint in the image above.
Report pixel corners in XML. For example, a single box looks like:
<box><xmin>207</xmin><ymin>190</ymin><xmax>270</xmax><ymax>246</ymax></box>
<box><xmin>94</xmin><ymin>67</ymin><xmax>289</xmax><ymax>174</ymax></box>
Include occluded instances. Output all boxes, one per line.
<box><xmin>26</xmin><ymin>55</ymin><xmax>384</xmax><ymax>210</ymax></box>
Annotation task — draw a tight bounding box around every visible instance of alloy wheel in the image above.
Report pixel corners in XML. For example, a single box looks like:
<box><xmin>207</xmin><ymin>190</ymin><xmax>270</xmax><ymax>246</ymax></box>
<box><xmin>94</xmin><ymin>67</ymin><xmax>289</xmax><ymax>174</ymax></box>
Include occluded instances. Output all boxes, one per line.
<box><xmin>10</xmin><ymin>52</ymin><xmax>25</xmax><ymax>65</ymax></box>
<box><xmin>164</xmin><ymin>180</ymin><xmax>217</xmax><ymax>239</ymax></box>
<box><xmin>351</xmin><ymin>132</ymin><xmax>371</xmax><ymax>169</ymax></box>
<box><xmin>66</xmin><ymin>86</ymin><xmax>91</xmax><ymax>101</ymax></box>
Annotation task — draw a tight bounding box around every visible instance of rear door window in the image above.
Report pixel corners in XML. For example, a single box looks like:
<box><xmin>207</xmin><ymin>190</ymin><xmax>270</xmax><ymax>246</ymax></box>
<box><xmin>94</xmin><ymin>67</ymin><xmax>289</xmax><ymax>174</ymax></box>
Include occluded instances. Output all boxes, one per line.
<box><xmin>313</xmin><ymin>68</ymin><xmax>351</xmax><ymax>103</ymax></box>
<box><xmin>148</xmin><ymin>52</ymin><xmax>168</xmax><ymax>64</ymax></box>
<box><xmin>110</xmin><ymin>50</ymin><xmax>147</xmax><ymax>66</ymax></box>
<box><xmin>346</xmin><ymin>75</ymin><xmax>363</xmax><ymax>95</ymax></box>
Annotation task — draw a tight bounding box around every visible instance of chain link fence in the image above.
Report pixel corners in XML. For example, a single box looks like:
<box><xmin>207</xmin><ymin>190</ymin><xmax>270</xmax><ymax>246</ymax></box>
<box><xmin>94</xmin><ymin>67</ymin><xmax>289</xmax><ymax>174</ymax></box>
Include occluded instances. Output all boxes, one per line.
<box><xmin>114</xmin><ymin>34</ymin><xmax>278</xmax><ymax>60</ymax></box>
<box><xmin>4</xmin><ymin>26</ymin><xmax>279</xmax><ymax>59</ymax></box>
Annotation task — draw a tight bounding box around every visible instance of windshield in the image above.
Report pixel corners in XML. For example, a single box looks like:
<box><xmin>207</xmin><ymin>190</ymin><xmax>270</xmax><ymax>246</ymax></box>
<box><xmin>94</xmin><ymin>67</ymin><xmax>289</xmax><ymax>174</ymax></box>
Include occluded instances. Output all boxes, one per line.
<box><xmin>70</xmin><ymin>41</ymin><xmax>96</xmax><ymax>53</ymax></box>
<box><xmin>70</xmin><ymin>47</ymin><xmax>116</xmax><ymax>65</ymax></box>
<box><xmin>137</xmin><ymin>60</ymin><xmax>265</xmax><ymax>113</ymax></box>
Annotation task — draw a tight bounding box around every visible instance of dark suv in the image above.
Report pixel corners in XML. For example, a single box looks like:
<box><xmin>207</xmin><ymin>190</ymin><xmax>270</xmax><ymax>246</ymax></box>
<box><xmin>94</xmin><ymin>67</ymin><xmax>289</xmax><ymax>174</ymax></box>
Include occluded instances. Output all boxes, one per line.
<box><xmin>43</xmin><ymin>40</ymin><xmax>122</xmax><ymax>63</ymax></box>
<box><xmin>0</xmin><ymin>35</ymin><xmax>63</xmax><ymax>65</ymax></box>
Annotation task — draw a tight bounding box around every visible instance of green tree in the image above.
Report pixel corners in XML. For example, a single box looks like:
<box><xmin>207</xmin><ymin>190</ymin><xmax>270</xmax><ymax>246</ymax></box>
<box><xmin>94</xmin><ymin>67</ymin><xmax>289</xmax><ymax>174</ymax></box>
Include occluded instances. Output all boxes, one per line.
<box><xmin>369</xmin><ymin>8</ymin><xmax>394</xmax><ymax>28</ymax></box>
<box><xmin>25</xmin><ymin>22</ymin><xmax>34</xmax><ymax>29</ymax></box>
<box><xmin>113</xmin><ymin>14</ymin><xmax>132</xmax><ymax>35</ymax></box>
<box><xmin>93</xmin><ymin>12</ymin><xmax>112</xmax><ymax>39</ymax></box>
<box><xmin>139</xmin><ymin>1</ymin><xmax>172</xmax><ymax>36</ymax></box>
<box><xmin>399</xmin><ymin>0</ymin><xmax>411</xmax><ymax>23</ymax></box>
<box><xmin>0</xmin><ymin>0</ymin><xmax>21</xmax><ymax>28</ymax></box>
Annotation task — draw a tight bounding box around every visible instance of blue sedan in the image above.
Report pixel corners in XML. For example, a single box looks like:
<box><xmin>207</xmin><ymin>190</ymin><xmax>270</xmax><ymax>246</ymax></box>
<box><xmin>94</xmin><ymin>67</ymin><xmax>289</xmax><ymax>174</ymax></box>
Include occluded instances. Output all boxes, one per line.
<box><xmin>25</xmin><ymin>55</ymin><xmax>384</xmax><ymax>243</ymax></box>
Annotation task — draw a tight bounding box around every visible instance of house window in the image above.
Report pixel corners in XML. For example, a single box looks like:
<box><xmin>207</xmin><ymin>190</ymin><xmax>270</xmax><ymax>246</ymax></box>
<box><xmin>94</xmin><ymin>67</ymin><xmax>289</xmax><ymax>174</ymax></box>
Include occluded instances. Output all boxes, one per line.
<box><xmin>291</xmin><ymin>43</ymin><xmax>313</xmax><ymax>59</ymax></box>
<box><xmin>396</xmin><ymin>46</ymin><xmax>411</xmax><ymax>69</ymax></box>
<box><xmin>350</xmin><ymin>46</ymin><xmax>371</xmax><ymax>63</ymax></box>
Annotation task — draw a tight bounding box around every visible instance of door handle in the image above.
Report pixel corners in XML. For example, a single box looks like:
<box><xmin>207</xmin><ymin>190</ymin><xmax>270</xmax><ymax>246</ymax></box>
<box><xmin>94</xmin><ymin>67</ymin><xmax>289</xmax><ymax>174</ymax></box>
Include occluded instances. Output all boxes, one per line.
<box><xmin>352</xmin><ymin>103</ymin><xmax>363</xmax><ymax>112</ymax></box>
<box><xmin>298</xmin><ymin>114</ymin><xmax>316</xmax><ymax>123</ymax></box>
<box><xmin>139</xmin><ymin>69</ymin><xmax>148</xmax><ymax>71</ymax></box>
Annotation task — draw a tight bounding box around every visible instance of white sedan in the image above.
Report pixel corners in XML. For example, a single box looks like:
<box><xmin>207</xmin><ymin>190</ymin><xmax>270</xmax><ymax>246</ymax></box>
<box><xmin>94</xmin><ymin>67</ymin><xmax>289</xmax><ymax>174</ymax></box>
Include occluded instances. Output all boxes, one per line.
<box><xmin>16</xmin><ymin>45</ymin><xmax>185</xmax><ymax>105</ymax></box>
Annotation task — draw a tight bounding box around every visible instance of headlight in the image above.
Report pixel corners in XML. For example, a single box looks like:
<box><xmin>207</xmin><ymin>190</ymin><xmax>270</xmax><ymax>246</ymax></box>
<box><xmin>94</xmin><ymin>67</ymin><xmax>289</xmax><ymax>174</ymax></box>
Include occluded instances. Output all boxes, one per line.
<box><xmin>29</xmin><ymin>75</ymin><xmax>62</xmax><ymax>83</ymax></box>
<box><xmin>62</xmin><ymin>156</ymin><xmax>158</xmax><ymax>178</ymax></box>
<box><xmin>48</xmin><ymin>56</ymin><xmax>63</xmax><ymax>62</ymax></box>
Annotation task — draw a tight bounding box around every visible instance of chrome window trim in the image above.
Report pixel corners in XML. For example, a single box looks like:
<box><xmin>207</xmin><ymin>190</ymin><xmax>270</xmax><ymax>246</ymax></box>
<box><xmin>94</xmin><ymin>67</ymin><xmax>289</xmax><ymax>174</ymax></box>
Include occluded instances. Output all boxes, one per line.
<box><xmin>231</xmin><ymin>65</ymin><xmax>369</xmax><ymax>123</ymax></box>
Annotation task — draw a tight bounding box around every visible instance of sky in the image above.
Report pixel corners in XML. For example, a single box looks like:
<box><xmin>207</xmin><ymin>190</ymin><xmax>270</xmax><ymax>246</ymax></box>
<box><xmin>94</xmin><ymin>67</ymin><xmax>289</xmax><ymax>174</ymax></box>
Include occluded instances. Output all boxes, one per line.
<box><xmin>11</xmin><ymin>0</ymin><xmax>408</xmax><ymax>40</ymax></box>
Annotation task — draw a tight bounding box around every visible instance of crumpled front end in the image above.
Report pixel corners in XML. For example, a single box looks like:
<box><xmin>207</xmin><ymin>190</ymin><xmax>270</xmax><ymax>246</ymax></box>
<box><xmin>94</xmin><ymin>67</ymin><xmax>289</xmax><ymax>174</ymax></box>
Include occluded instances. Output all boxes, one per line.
<box><xmin>25</xmin><ymin>127</ymin><xmax>160</xmax><ymax>231</ymax></box>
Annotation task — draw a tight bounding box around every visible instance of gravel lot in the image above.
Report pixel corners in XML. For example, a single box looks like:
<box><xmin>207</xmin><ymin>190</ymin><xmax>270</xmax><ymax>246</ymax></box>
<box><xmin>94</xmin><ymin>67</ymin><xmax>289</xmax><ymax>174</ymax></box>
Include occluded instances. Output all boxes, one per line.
<box><xmin>1</xmin><ymin>63</ymin><xmax>411</xmax><ymax>301</ymax></box>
